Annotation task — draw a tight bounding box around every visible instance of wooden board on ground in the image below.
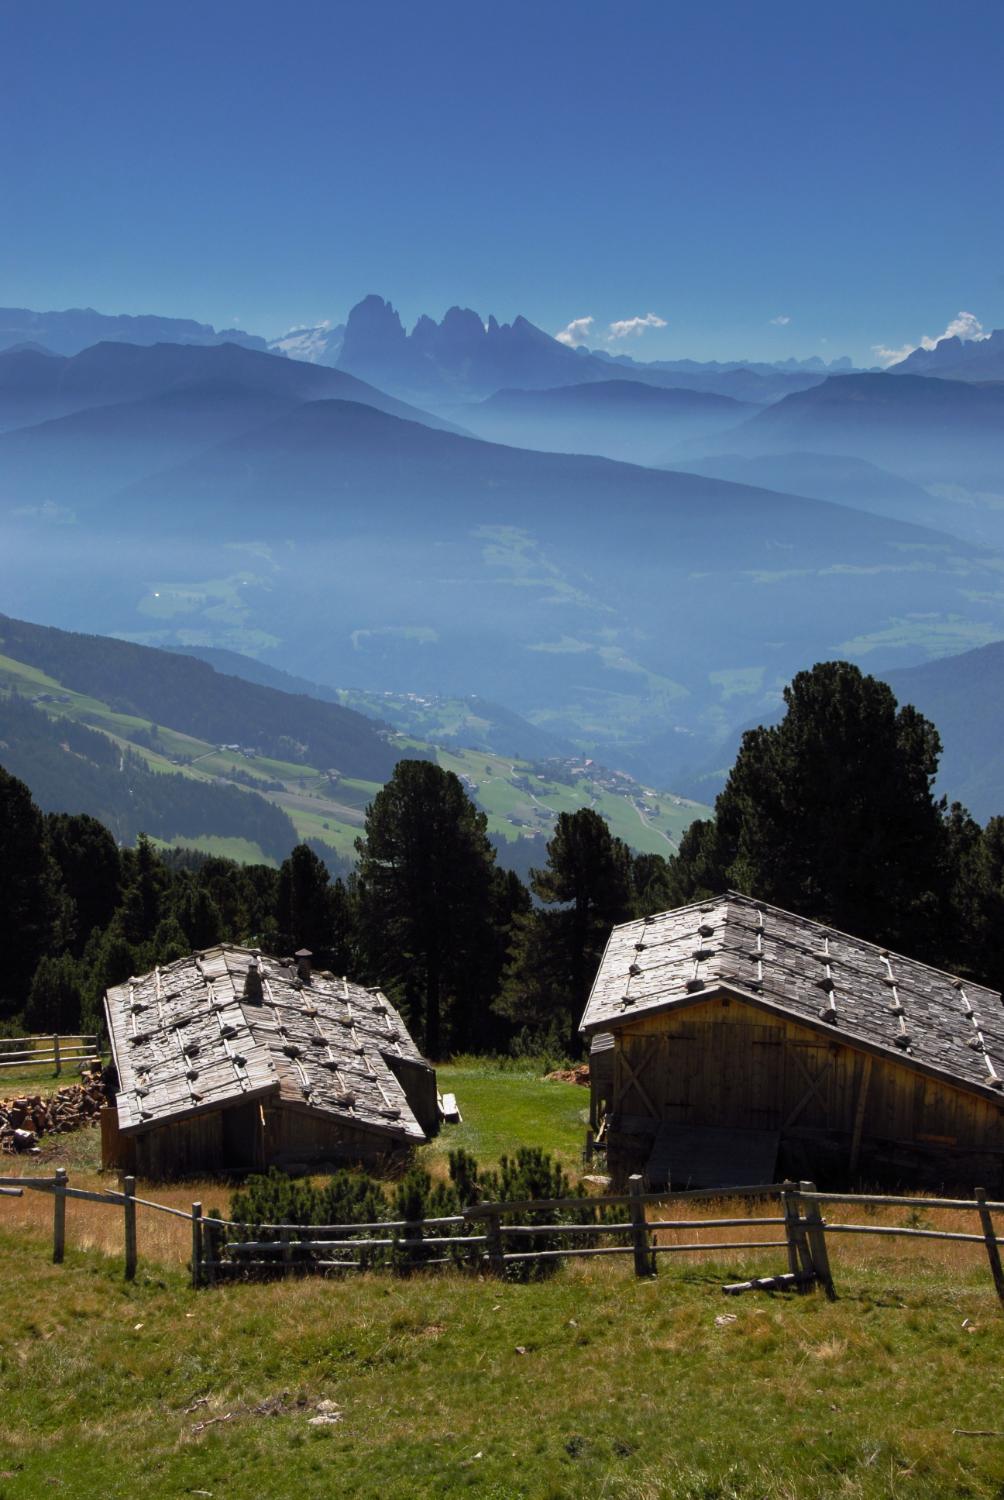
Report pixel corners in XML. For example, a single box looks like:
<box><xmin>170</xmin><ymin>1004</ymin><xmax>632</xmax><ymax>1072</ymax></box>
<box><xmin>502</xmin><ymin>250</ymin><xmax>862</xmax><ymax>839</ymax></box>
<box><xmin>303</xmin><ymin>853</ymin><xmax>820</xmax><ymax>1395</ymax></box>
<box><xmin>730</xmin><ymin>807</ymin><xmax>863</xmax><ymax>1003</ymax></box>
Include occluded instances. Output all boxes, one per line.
<box><xmin>646</xmin><ymin>1123</ymin><xmax>780</xmax><ymax>1190</ymax></box>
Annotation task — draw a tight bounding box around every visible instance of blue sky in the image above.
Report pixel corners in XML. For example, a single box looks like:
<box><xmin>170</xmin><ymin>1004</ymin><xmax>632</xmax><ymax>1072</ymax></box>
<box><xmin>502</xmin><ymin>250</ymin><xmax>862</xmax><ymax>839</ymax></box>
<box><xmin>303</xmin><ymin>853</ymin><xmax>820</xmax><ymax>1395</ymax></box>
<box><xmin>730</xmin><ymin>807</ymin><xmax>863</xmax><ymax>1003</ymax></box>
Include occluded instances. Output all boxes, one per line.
<box><xmin>3</xmin><ymin>0</ymin><xmax>1003</xmax><ymax>364</ymax></box>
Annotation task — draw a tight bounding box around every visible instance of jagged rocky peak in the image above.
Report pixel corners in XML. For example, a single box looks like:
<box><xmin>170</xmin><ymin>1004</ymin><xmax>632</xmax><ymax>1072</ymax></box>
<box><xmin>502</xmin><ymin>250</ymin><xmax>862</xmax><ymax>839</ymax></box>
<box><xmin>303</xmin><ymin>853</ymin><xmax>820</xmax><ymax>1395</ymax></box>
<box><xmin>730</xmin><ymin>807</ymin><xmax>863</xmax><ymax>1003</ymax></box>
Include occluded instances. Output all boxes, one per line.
<box><xmin>342</xmin><ymin>294</ymin><xmax>408</xmax><ymax>351</ymax></box>
<box><xmin>438</xmin><ymin>305</ymin><xmax>488</xmax><ymax>348</ymax></box>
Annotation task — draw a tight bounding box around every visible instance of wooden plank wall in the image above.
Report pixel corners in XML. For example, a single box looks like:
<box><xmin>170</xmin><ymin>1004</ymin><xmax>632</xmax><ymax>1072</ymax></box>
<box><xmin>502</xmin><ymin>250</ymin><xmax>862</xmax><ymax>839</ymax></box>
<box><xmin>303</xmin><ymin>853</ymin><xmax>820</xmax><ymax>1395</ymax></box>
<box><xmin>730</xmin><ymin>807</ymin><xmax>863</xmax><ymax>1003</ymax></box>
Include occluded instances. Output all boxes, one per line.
<box><xmin>262</xmin><ymin>1106</ymin><xmax>405</xmax><ymax>1168</ymax></box>
<box><xmin>608</xmin><ymin>995</ymin><xmax>1004</xmax><ymax>1190</ymax></box>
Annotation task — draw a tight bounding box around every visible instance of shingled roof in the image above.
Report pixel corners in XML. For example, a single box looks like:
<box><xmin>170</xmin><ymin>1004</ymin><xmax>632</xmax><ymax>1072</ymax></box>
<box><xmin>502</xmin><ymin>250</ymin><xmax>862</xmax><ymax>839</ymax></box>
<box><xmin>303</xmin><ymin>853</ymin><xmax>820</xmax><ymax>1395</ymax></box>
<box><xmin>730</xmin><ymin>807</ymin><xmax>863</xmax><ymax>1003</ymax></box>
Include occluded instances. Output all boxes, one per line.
<box><xmin>105</xmin><ymin>946</ymin><xmax>428</xmax><ymax>1140</ymax></box>
<box><xmin>580</xmin><ymin>892</ymin><xmax>1004</xmax><ymax>1100</ymax></box>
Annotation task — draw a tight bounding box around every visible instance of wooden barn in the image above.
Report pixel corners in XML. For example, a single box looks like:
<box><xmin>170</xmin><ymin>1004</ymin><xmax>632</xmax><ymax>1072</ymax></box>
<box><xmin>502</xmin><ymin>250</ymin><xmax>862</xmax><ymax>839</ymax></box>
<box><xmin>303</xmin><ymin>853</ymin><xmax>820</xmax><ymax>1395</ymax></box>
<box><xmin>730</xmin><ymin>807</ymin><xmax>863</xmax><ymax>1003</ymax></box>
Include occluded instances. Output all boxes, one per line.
<box><xmin>580</xmin><ymin>892</ymin><xmax>1004</xmax><ymax>1193</ymax></box>
<box><xmin>103</xmin><ymin>946</ymin><xmax>437</xmax><ymax>1177</ymax></box>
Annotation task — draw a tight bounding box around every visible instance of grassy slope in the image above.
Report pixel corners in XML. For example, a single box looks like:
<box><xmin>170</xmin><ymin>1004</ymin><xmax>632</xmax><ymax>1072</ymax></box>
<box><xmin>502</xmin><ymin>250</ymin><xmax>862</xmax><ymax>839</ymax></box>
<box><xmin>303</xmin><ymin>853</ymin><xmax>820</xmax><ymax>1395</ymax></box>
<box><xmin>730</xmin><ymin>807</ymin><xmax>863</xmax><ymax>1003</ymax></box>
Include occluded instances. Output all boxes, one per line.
<box><xmin>416</xmin><ymin>1064</ymin><xmax>588</xmax><ymax>1181</ymax></box>
<box><xmin>0</xmin><ymin>652</ymin><xmax>708</xmax><ymax>866</ymax></box>
<box><xmin>2</xmin><ymin>1234</ymin><xmax>1004</xmax><ymax>1499</ymax></box>
<box><xmin>4</xmin><ymin>1062</ymin><xmax>1004</xmax><ymax>1496</ymax></box>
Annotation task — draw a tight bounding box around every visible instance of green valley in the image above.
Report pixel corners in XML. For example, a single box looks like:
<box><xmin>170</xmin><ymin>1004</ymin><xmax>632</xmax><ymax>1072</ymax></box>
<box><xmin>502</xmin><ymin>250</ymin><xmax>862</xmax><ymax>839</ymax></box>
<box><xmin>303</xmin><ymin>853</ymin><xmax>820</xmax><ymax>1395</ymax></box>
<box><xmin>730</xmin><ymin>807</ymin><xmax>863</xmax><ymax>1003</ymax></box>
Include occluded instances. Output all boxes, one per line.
<box><xmin>0</xmin><ymin>633</ymin><xmax>707</xmax><ymax>873</ymax></box>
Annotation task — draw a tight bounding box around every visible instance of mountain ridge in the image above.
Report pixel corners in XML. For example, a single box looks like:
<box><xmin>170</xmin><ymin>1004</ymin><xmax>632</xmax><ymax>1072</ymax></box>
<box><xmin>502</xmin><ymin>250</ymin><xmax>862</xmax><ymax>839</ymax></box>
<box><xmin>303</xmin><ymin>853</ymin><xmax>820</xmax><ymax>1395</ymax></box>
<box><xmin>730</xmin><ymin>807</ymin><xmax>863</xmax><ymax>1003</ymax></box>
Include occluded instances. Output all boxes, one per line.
<box><xmin>0</xmin><ymin>305</ymin><xmax>268</xmax><ymax>357</ymax></box>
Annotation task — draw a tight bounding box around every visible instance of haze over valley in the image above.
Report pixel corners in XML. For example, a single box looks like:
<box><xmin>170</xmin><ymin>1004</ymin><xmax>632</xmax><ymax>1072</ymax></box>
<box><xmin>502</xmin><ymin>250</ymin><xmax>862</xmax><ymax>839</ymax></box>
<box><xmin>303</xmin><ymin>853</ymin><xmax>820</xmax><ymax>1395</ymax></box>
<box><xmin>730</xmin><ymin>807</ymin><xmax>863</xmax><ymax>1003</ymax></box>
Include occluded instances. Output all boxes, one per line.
<box><xmin>3</xmin><ymin>299</ymin><xmax>1004</xmax><ymax>810</ymax></box>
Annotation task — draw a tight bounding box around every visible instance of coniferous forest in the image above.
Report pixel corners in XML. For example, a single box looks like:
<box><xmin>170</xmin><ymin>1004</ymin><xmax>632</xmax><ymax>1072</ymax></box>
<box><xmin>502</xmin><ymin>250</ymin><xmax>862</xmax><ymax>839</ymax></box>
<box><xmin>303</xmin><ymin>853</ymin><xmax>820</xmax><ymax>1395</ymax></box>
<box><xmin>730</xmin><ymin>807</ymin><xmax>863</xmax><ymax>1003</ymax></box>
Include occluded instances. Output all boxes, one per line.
<box><xmin>5</xmin><ymin>660</ymin><xmax>1004</xmax><ymax>1059</ymax></box>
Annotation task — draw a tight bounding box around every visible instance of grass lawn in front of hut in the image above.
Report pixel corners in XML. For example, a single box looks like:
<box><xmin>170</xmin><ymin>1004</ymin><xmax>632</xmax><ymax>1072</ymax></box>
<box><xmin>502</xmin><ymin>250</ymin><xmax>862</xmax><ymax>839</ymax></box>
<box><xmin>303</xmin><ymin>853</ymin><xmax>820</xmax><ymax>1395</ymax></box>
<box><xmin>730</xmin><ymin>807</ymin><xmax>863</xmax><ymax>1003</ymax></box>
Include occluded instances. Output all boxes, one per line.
<box><xmin>417</xmin><ymin>1060</ymin><xmax>589</xmax><ymax>1181</ymax></box>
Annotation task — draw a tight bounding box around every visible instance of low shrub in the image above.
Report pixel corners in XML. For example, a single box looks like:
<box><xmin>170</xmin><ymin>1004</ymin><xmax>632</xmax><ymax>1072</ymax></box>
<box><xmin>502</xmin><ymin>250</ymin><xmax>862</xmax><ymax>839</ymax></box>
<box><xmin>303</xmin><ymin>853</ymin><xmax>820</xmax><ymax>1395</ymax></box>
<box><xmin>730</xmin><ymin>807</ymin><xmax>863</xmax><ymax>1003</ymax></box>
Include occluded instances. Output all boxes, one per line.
<box><xmin>215</xmin><ymin>1147</ymin><xmax>628</xmax><ymax>1280</ymax></box>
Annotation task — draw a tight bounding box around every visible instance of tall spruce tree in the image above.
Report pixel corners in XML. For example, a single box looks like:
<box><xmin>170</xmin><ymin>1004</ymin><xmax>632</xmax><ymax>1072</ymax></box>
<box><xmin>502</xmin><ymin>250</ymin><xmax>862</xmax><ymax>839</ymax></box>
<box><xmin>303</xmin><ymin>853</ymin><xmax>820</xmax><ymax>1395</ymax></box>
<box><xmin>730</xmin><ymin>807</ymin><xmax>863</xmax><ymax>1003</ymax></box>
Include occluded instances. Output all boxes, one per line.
<box><xmin>669</xmin><ymin>661</ymin><xmax>950</xmax><ymax>957</ymax></box>
<box><xmin>499</xmin><ymin>808</ymin><xmax>635</xmax><ymax>1049</ymax></box>
<box><xmin>354</xmin><ymin>760</ymin><xmax>501</xmax><ymax>1057</ymax></box>
<box><xmin>0</xmin><ymin>766</ymin><xmax>60</xmax><ymax>1014</ymax></box>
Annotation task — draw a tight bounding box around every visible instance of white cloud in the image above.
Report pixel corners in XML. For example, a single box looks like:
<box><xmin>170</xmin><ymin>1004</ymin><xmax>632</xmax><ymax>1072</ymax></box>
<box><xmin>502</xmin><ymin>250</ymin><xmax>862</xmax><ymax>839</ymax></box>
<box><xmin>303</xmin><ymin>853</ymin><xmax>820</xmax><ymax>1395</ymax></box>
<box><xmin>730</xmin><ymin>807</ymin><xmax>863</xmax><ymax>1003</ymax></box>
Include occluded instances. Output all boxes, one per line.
<box><xmin>606</xmin><ymin>312</ymin><xmax>667</xmax><ymax>341</ymax></box>
<box><xmin>555</xmin><ymin>315</ymin><xmax>594</xmax><ymax>347</ymax></box>
<box><xmin>872</xmin><ymin>310</ymin><xmax>988</xmax><ymax>368</ymax></box>
<box><xmin>939</xmin><ymin>310</ymin><xmax>987</xmax><ymax>343</ymax></box>
<box><xmin>770</xmin><ymin>314</ymin><xmax>791</xmax><ymax>326</ymax></box>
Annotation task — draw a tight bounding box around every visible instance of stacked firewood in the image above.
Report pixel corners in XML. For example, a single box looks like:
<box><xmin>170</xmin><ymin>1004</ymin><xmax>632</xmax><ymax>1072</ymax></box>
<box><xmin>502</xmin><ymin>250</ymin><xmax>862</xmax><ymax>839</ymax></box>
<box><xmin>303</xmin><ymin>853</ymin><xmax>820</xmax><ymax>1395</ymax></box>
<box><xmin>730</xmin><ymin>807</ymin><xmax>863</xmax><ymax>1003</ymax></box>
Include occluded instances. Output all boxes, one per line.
<box><xmin>0</xmin><ymin>1073</ymin><xmax>107</xmax><ymax>1153</ymax></box>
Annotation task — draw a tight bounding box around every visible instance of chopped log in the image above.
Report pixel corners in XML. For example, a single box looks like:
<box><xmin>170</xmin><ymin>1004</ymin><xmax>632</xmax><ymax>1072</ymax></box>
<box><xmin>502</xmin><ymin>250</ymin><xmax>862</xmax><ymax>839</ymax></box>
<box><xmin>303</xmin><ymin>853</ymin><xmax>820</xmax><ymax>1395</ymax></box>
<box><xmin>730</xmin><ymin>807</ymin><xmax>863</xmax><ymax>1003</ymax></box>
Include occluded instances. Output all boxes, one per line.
<box><xmin>723</xmin><ymin>1271</ymin><xmax>816</xmax><ymax>1296</ymax></box>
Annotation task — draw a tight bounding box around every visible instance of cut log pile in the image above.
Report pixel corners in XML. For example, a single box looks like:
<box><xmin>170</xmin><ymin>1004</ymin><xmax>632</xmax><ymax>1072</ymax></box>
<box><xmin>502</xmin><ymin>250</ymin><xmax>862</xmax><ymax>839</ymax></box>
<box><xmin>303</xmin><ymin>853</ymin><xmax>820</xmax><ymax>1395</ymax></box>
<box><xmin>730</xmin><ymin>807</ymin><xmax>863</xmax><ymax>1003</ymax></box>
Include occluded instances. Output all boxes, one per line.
<box><xmin>545</xmin><ymin>1064</ymin><xmax>590</xmax><ymax>1087</ymax></box>
<box><xmin>0</xmin><ymin>1074</ymin><xmax>107</xmax><ymax>1153</ymax></box>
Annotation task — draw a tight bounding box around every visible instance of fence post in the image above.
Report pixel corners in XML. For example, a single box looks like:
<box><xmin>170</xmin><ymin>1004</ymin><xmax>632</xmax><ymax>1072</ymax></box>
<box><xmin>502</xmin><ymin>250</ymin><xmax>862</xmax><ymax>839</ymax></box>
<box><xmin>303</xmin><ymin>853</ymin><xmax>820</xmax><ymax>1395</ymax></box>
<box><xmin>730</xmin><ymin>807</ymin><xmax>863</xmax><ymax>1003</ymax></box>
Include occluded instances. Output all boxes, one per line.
<box><xmin>52</xmin><ymin>1035</ymin><xmax>61</xmax><ymax>1077</ymax></box>
<box><xmin>280</xmin><ymin>1227</ymin><xmax>293</xmax><ymax>1276</ymax></box>
<box><xmin>191</xmin><ymin>1202</ymin><xmax>203</xmax><ymax>1290</ymax></box>
<box><xmin>780</xmin><ymin>1181</ymin><xmax>799</xmax><ymax>1279</ymax></box>
<box><xmin>799</xmin><ymin>1181</ymin><xmax>835</xmax><ymax>1300</ymax></box>
<box><xmin>974</xmin><ymin>1187</ymin><xmax>1004</xmax><ymax>1306</ymax></box>
<box><xmin>484</xmin><ymin>1206</ymin><xmax>505</xmax><ymax>1276</ymax></box>
<box><xmin>123</xmin><ymin>1175</ymin><xmax>137</xmax><ymax>1281</ymax></box>
<box><xmin>629</xmin><ymin>1174</ymin><xmax>654</xmax><ymax>1277</ymax></box>
<box><xmin>53</xmin><ymin>1167</ymin><xmax>67</xmax><ymax>1263</ymax></box>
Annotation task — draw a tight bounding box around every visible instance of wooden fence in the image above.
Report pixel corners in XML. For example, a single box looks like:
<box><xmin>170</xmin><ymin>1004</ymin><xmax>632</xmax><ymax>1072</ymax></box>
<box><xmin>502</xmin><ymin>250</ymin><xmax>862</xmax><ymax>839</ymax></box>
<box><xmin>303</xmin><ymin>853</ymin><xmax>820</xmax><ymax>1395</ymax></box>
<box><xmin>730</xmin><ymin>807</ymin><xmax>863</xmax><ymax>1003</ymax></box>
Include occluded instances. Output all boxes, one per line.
<box><xmin>5</xmin><ymin>1173</ymin><xmax>1004</xmax><ymax>1306</ymax></box>
<box><xmin>0</xmin><ymin>1034</ymin><xmax>99</xmax><ymax>1076</ymax></box>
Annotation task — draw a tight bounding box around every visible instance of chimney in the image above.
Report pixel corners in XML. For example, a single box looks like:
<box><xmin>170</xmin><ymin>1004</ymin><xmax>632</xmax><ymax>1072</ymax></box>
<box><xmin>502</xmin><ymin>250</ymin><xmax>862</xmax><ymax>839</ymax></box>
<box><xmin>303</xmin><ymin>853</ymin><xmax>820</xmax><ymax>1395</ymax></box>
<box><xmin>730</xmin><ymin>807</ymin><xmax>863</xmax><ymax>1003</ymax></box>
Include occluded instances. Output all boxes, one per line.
<box><xmin>243</xmin><ymin>956</ymin><xmax>264</xmax><ymax>1004</ymax></box>
<box><xmin>295</xmin><ymin>948</ymin><xmax>313</xmax><ymax>984</ymax></box>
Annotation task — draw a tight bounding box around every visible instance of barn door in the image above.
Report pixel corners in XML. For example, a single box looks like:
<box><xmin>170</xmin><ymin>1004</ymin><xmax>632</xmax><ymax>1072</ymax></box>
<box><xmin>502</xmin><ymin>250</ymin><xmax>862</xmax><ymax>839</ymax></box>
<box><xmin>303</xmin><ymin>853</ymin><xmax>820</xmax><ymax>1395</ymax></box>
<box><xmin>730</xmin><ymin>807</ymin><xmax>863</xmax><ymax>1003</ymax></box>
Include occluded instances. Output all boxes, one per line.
<box><xmin>783</xmin><ymin>1039</ymin><xmax>836</xmax><ymax>1129</ymax></box>
<box><xmin>662</xmin><ymin>1031</ymin><xmax>695</xmax><ymax>1122</ymax></box>
<box><xmin>616</xmin><ymin>1037</ymin><xmax>661</xmax><ymax>1121</ymax></box>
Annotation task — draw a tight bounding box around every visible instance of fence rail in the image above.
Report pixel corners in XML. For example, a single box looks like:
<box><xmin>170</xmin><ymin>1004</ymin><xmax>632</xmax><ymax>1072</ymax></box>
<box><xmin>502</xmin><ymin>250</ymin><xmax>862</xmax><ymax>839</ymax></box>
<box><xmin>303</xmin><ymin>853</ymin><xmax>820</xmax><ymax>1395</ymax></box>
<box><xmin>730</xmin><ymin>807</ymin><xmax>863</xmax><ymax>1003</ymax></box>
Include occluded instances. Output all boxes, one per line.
<box><xmin>0</xmin><ymin>1034</ymin><xmax>99</xmax><ymax>1076</ymax></box>
<box><xmin>3</xmin><ymin>1173</ymin><xmax>1004</xmax><ymax>1308</ymax></box>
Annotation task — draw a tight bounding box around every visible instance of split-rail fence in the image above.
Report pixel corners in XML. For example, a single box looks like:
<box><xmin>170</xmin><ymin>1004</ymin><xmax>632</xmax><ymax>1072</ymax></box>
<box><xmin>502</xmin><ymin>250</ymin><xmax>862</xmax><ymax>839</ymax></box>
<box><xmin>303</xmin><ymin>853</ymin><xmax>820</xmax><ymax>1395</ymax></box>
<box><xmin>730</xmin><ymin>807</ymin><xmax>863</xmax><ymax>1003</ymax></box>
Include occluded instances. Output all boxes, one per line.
<box><xmin>3</xmin><ymin>1173</ymin><xmax>1004</xmax><ymax>1308</ymax></box>
<box><xmin>0</xmin><ymin>1034</ymin><xmax>99</xmax><ymax>1076</ymax></box>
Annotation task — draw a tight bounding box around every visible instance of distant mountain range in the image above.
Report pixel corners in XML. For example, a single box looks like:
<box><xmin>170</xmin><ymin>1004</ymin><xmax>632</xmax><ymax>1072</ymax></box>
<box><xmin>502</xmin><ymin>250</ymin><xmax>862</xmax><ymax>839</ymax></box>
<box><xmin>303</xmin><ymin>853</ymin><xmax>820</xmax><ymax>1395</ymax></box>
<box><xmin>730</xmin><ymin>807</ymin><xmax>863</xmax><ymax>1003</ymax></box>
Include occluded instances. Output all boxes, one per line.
<box><xmin>0</xmin><ymin>306</ymin><xmax>268</xmax><ymax>357</ymax></box>
<box><xmin>597</xmin><ymin>349</ymin><xmax>858</xmax><ymax>375</ymax></box>
<box><xmin>3</xmin><ymin>298</ymin><xmax>866</xmax><ymax>408</ymax></box>
<box><xmin>460</xmin><ymin>380</ymin><xmax>754</xmax><ymax>465</ymax></box>
<box><xmin>684</xmin><ymin>372</ymin><xmax>1004</xmax><ymax>541</ymax></box>
<box><xmin>889</xmin><ymin>327</ymin><xmax>1004</xmax><ymax>382</ymax></box>
<box><xmin>0</xmin><ymin>338</ymin><xmax>462</xmax><ymax>437</ymax></box>
<box><xmin>272</xmin><ymin>295</ymin><xmax>841</xmax><ymax>405</ymax></box>
<box><xmin>3</xmin><ymin>352</ymin><xmax>1003</xmax><ymax>783</ymax></box>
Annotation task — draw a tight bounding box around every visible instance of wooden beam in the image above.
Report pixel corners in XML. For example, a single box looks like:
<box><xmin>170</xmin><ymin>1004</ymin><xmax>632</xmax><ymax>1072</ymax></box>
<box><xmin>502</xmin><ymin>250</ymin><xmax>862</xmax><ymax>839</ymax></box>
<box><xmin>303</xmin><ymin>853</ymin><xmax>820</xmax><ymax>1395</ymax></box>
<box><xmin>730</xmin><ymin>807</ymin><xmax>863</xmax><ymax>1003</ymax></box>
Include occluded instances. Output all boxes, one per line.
<box><xmin>848</xmin><ymin>1053</ymin><xmax>873</xmax><ymax>1176</ymax></box>
<box><xmin>975</xmin><ymin>1187</ymin><xmax>1004</xmax><ymax>1306</ymax></box>
<box><xmin>52</xmin><ymin>1167</ymin><xmax>67</xmax><ymax>1264</ymax></box>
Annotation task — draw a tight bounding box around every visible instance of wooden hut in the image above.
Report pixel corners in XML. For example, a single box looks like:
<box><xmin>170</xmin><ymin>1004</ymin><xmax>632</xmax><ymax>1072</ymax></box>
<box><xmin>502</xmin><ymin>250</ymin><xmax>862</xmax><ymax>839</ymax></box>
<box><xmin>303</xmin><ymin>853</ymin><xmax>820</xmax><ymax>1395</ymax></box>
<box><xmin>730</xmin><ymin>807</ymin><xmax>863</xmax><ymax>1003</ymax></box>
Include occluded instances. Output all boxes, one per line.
<box><xmin>103</xmin><ymin>946</ymin><xmax>437</xmax><ymax>1177</ymax></box>
<box><xmin>580</xmin><ymin>892</ymin><xmax>1004</xmax><ymax>1193</ymax></box>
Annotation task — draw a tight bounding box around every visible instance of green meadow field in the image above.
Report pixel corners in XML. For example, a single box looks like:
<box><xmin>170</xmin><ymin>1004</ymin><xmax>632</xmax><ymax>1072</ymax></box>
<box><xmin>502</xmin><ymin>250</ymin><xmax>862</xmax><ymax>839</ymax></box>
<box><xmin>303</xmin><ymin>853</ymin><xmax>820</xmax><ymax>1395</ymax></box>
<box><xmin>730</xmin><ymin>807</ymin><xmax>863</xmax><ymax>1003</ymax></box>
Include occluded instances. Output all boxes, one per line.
<box><xmin>3</xmin><ymin>1063</ymin><xmax>1004</xmax><ymax>1499</ymax></box>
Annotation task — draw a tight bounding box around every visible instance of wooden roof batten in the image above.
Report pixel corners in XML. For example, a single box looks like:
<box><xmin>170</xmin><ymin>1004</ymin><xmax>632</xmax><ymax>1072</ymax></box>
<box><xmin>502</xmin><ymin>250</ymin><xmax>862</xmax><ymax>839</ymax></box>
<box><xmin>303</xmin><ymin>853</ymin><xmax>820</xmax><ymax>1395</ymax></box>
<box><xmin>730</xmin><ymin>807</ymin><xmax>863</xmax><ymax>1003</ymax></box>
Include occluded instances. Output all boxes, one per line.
<box><xmin>579</xmin><ymin>891</ymin><xmax>1004</xmax><ymax>1104</ymax></box>
<box><xmin>105</xmin><ymin>945</ymin><xmax>430</xmax><ymax>1140</ymax></box>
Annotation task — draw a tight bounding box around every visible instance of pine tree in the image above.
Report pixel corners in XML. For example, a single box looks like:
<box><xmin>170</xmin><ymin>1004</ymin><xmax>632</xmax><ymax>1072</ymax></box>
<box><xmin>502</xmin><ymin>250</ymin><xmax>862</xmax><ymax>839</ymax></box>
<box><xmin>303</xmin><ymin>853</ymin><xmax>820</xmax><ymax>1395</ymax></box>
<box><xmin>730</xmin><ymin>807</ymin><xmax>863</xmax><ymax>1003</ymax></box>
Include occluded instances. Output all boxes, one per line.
<box><xmin>0</xmin><ymin>767</ymin><xmax>60</xmax><ymax>1015</ymax></box>
<box><xmin>669</xmin><ymin>661</ymin><xmax>951</xmax><ymax>957</ymax></box>
<box><xmin>275</xmin><ymin>843</ymin><xmax>336</xmax><ymax>956</ymax></box>
<box><xmin>354</xmin><ymin>760</ymin><xmax>502</xmax><ymax>1057</ymax></box>
<box><xmin>499</xmin><ymin>809</ymin><xmax>634</xmax><ymax>1049</ymax></box>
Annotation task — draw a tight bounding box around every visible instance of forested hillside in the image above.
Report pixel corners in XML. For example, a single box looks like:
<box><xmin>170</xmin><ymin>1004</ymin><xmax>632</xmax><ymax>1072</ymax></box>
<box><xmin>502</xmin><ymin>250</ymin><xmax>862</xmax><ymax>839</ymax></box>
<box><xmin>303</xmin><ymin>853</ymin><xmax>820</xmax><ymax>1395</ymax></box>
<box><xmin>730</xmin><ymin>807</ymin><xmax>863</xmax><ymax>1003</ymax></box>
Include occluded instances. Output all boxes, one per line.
<box><xmin>0</xmin><ymin>612</ymin><xmax>399</xmax><ymax>780</ymax></box>
<box><xmin>0</xmin><ymin>692</ymin><xmax>296</xmax><ymax>858</ymax></box>
<box><xmin>7</xmin><ymin>662</ymin><xmax>1004</xmax><ymax>1060</ymax></box>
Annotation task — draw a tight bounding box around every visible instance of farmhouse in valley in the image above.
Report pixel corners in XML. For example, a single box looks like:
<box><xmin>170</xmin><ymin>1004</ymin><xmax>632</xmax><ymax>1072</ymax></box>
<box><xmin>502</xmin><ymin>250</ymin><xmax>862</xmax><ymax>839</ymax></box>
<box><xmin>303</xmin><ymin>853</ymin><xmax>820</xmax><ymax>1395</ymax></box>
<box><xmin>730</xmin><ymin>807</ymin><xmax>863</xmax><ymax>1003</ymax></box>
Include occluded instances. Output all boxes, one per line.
<box><xmin>581</xmin><ymin>892</ymin><xmax>1004</xmax><ymax>1193</ymax></box>
<box><xmin>102</xmin><ymin>946</ymin><xmax>437</xmax><ymax>1176</ymax></box>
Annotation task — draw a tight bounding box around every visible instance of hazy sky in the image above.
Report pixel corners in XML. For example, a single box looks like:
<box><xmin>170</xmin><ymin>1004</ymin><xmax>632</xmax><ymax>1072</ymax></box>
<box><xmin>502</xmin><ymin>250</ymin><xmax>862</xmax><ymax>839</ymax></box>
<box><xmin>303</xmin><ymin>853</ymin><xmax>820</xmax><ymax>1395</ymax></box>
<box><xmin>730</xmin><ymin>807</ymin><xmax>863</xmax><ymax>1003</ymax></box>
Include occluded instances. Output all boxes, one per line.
<box><xmin>3</xmin><ymin>0</ymin><xmax>1003</xmax><ymax>364</ymax></box>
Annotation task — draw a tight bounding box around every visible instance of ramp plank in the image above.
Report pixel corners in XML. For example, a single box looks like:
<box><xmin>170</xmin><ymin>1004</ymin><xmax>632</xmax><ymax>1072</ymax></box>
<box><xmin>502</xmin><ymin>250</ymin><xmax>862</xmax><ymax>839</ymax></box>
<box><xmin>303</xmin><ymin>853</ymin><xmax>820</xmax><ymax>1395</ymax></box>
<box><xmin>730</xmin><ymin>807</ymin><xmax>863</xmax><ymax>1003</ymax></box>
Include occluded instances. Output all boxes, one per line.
<box><xmin>646</xmin><ymin>1124</ymin><xmax>779</xmax><ymax>1191</ymax></box>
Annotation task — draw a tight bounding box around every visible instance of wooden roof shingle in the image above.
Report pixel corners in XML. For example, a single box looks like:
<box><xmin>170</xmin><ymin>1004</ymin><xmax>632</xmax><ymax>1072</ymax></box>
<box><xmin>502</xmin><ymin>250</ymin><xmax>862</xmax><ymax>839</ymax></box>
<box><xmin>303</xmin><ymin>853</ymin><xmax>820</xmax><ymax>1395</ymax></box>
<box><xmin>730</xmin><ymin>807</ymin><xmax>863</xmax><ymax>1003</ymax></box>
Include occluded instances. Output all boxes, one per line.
<box><xmin>579</xmin><ymin>892</ymin><xmax>1004</xmax><ymax>1101</ymax></box>
<box><xmin>105</xmin><ymin>946</ymin><xmax>430</xmax><ymax>1140</ymax></box>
